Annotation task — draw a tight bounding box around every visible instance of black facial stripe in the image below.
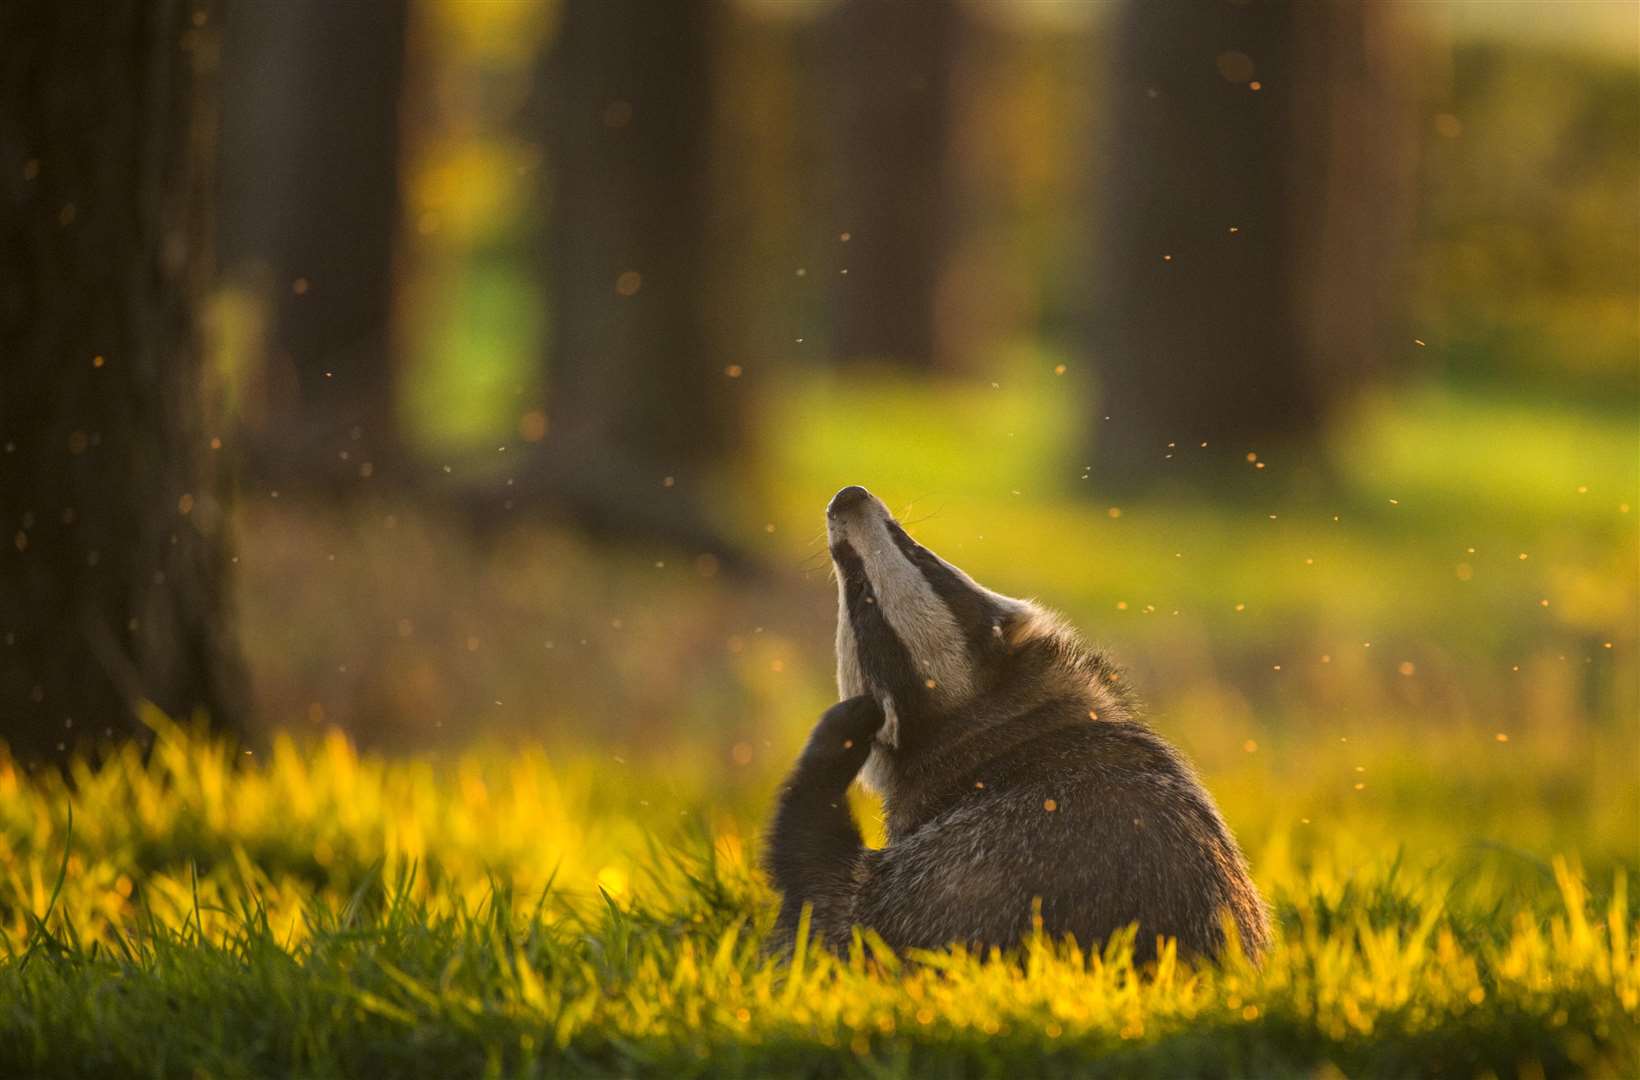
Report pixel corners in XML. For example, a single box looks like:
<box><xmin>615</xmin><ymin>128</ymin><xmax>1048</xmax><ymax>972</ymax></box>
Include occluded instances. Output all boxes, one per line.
<box><xmin>830</xmin><ymin>539</ymin><xmax>931</xmax><ymax>713</ymax></box>
<box><xmin>884</xmin><ymin>521</ymin><xmax>1008</xmax><ymax>655</ymax></box>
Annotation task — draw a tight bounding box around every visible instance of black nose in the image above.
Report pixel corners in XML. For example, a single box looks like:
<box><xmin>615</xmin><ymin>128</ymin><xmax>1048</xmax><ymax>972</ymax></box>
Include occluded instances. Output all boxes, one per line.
<box><xmin>827</xmin><ymin>485</ymin><xmax>872</xmax><ymax>518</ymax></box>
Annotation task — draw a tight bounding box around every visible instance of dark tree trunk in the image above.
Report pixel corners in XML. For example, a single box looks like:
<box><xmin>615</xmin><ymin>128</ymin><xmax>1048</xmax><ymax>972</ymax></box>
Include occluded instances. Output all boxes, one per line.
<box><xmin>826</xmin><ymin>0</ymin><xmax>959</xmax><ymax>369</ymax></box>
<box><xmin>218</xmin><ymin>0</ymin><xmax>408</xmax><ymax>494</ymax></box>
<box><xmin>0</xmin><ymin>0</ymin><xmax>245</xmax><ymax>763</ymax></box>
<box><xmin>1091</xmin><ymin>0</ymin><xmax>1410</xmax><ymax>485</ymax></box>
<box><xmin>532</xmin><ymin>0</ymin><xmax>744</xmax><ymax>553</ymax></box>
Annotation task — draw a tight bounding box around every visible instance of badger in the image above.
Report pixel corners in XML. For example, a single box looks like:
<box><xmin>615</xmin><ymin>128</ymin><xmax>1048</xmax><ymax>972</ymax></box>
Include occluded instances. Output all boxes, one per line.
<box><xmin>764</xmin><ymin>485</ymin><xmax>1269</xmax><ymax>965</ymax></box>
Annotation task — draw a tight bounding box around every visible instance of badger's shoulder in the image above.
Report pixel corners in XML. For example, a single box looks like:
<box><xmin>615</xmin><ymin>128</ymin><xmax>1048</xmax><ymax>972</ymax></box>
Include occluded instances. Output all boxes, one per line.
<box><xmin>864</xmin><ymin>718</ymin><xmax>1269</xmax><ymax>960</ymax></box>
<box><xmin>936</xmin><ymin>711</ymin><xmax>1212</xmax><ymax>809</ymax></box>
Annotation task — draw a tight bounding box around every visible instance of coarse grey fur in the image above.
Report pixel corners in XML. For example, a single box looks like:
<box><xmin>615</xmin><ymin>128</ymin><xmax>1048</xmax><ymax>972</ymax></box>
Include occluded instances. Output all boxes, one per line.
<box><xmin>763</xmin><ymin>485</ymin><xmax>1270</xmax><ymax>965</ymax></box>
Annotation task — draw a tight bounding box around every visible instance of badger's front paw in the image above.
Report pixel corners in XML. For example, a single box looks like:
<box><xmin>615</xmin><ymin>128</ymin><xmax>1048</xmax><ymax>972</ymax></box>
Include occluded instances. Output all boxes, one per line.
<box><xmin>799</xmin><ymin>694</ymin><xmax>885</xmax><ymax>772</ymax></box>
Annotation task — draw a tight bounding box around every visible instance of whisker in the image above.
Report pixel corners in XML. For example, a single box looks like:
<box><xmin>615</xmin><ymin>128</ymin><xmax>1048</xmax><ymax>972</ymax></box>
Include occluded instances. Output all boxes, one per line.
<box><xmin>899</xmin><ymin>497</ymin><xmax>947</xmax><ymax>529</ymax></box>
<box><xmin>793</xmin><ymin>527</ymin><xmax>832</xmax><ymax>571</ymax></box>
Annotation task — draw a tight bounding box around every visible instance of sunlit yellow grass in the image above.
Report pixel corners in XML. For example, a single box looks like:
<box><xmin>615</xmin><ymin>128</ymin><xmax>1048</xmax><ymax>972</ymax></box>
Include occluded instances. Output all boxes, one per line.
<box><xmin>0</xmin><ymin>709</ymin><xmax>1634</xmax><ymax>1074</ymax></box>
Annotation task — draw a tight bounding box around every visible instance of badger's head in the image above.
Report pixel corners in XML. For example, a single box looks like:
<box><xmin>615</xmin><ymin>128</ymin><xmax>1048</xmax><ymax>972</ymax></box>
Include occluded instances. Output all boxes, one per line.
<box><xmin>826</xmin><ymin>485</ymin><xmax>1079</xmax><ymax>794</ymax></box>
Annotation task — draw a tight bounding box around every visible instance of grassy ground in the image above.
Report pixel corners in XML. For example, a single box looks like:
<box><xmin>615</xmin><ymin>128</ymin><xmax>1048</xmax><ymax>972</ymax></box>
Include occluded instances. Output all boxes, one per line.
<box><xmin>0</xmin><ymin>708</ymin><xmax>1634</xmax><ymax>1078</ymax></box>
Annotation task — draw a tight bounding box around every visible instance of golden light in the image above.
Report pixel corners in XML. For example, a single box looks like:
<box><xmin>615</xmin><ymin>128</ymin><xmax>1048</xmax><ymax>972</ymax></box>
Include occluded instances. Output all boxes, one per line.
<box><xmin>518</xmin><ymin>409</ymin><xmax>548</xmax><ymax>442</ymax></box>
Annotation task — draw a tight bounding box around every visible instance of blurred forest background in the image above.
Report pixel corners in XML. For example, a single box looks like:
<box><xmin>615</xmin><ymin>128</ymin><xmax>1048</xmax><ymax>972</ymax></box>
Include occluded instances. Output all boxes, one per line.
<box><xmin>1</xmin><ymin>0</ymin><xmax>1636</xmax><ymax>849</ymax></box>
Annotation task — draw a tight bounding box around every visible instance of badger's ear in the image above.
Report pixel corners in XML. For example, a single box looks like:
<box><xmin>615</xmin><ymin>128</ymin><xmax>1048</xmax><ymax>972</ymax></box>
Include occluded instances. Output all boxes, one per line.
<box><xmin>999</xmin><ymin>601</ymin><xmax>1055</xmax><ymax>649</ymax></box>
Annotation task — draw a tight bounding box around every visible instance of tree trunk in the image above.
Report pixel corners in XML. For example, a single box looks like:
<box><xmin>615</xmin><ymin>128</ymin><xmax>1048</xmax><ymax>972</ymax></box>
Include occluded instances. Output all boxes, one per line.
<box><xmin>1091</xmin><ymin>0</ymin><xmax>1410</xmax><ymax>485</ymax></box>
<box><xmin>826</xmin><ymin>0</ymin><xmax>959</xmax><ymax>369</ymax></box>
<box><xmin>218</xmin><ymin>0</ymin><xmax>408</xmax><ymax>494</ymax></box>
<box><xmin>0</xmin><ymin>0</ymin><xmax>245</xmax><ymax>763</ymax></box>
<box><xmin>533</xmin><ymin>0</ymin><xmax>744</xmax><ymax>552</ymax></box>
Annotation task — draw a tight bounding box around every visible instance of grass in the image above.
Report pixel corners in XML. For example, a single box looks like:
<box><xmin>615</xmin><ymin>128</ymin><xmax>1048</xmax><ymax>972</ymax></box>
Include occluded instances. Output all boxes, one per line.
<box><xmin>0</xmin><ymin>710</ymin><xmax>1634</xmax><ymax>1078</ymax></box>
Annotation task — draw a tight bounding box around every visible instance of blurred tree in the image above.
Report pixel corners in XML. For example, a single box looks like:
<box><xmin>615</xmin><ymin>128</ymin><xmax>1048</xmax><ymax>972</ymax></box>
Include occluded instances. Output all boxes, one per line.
<box><xmin>1091</xmin><ymin>0</ymin><xmax>1410</xmax><ymax>484</ymax></box>
<box><xmin>0</xmin><ymin>0</ymin><xmax>245</xmax><ymax>762</ymax></box>
<box><xmin>712</xmin><ymin>6</ymin><xmax>828</xmax><ymax>372</ymax></box>
<box><xmin>825</xmin><ymin>0</ymin><xmax>960</xmax><ymax>369</ymax></box>
<box><xmin>218</xmin><ymin>0</ymin><xmax>408</xmax><ymax>494</ymax></box>
<box><xmin>534</xmin><ymin>0</ymin><xmax>745</xmax><ymax>554</ymax></box>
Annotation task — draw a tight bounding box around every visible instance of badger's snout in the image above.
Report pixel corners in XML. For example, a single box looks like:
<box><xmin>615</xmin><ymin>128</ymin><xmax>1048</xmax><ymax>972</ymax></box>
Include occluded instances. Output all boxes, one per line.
<box><xmin>827</xmin><ymin>484</ymin><xmax>891</xmax><ymax>543</ymax></box>
<box><xmin>826</xmin><ymin>485</ymin><xmax>873</xmax><ymax>519</ymax></box>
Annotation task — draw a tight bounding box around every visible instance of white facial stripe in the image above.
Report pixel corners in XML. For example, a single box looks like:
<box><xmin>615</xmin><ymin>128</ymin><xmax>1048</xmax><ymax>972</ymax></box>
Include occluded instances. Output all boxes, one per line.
<box><xmin>834</xmin><ymin>584</ymin><xmax>868</xmax><ymax>699</ymax></box>
<box><xmin>857</xmin><ymin>692</ymin><xmax>897</xmax><ymax>795</ymax></box>
<box><xmin>840</xmin><ymin>511</ymin><xmax>974</xmax><ymax>704</ymax></box>
<box><xmin>835</xmin><ymin>576</ymin><xmax>896</xmax><ymax>795</ymax></box>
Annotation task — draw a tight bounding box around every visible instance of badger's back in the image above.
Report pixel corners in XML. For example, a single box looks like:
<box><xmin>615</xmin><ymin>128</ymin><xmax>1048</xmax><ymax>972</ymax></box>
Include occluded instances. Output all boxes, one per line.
<box><xmin>852</xmin><ymin>717</ymin><xmax>1270</xmax><ymax>963</ymax></box>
